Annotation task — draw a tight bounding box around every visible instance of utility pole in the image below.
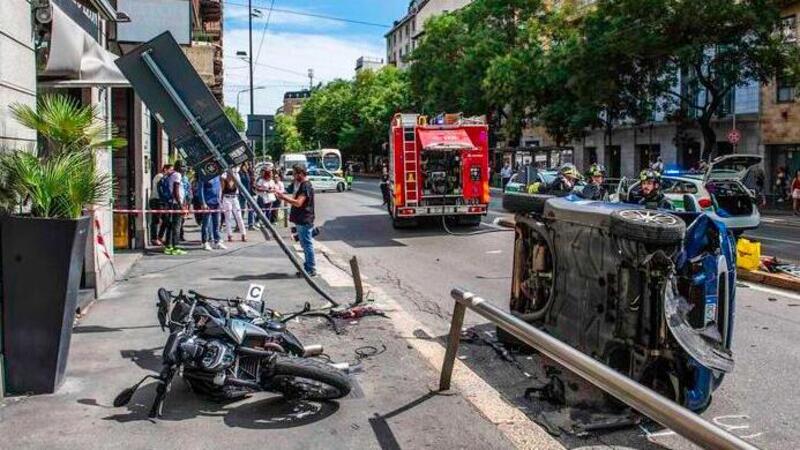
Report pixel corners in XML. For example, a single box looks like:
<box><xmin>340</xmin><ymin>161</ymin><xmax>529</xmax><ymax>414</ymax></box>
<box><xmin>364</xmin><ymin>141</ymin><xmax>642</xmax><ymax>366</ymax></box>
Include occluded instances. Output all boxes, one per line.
<box><xmin>308</xmin><ymin>68</ymin><xmax>314</xmax><ymax>90</ymax></box>
<box><xmin>248</xmin><ymin>0</ymin><xmax>254</xmax><ymax>118</ymax></box>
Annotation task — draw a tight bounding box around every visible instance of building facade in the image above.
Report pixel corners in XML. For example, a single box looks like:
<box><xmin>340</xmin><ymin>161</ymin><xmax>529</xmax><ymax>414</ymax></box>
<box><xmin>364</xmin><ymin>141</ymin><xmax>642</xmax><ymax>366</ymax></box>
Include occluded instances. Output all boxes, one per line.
<box><xmin>280</xmin><ymin>90</ymin><xmax>311</xmax><ymax>116</ymax></box>
<box><xmin>355</xmin><ymin>56</ymin><xmax>385</xmax><ymax>73</ymax></box>
<box><xmin>761</xmin><ymin>2</ymin><xmax>800</xmax><ymax>194</ymax></box>
<box><xmin>0</xmin><ymin>0</ymin><xmax>37</xmax><ymax>152</ymax></box>
<box><xmin>385</xmin><ymin>0</ymin><xmax>472</xmax><ymax>68</ymax></box>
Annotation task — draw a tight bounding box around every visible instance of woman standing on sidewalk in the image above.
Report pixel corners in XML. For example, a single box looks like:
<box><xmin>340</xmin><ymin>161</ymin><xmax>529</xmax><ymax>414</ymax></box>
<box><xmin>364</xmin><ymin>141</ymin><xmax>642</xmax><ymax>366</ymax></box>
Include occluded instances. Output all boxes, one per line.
<box><xmin>792</xmin><ymin>169</ymin><xmax>800</xmax><ymax>215</ymax></box>
<box><xmin>254</xmin><ymin>167</ymin><xmax>277</xmax><ymax>222</ymax></box>
<box><xmin>272</xmin><ymin>169</ymin><xmax>285</xmax><ymax>224</ymax></box>
<box><xmin>221</xmin><ymin>168</ymin><xmax>247</xmax><ymax>242</ymax></box>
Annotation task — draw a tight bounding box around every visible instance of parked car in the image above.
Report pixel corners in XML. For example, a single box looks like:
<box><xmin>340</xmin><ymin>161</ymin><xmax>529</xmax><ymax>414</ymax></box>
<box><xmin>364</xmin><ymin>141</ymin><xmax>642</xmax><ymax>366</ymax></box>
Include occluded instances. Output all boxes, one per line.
<box><xmin>501</xmin><ymin>191</ymin><xmax>736</xmax><ymax>412</ymax></box>
<box><xmin>308</xmin><ymin>168</ymin><xmax>348</xmax><ymax>192</ymax></box>
<box><xmin>621</xmin><ymin>155</ymin><xmax>762</xmax><ymax>234</ymax></box>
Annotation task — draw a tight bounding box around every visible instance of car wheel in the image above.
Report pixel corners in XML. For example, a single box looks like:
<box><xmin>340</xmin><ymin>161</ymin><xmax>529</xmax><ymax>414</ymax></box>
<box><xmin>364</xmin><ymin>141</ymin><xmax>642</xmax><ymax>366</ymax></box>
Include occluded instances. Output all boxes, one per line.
<box><xmin>336</xmin><ymin>182</ymin><xmax>345</xmax><ymax>192</ymax></box>
<box><xmin>609</xmin><ymin>209</ymin><xmax>685</xmax><ymax>245</ymax></box>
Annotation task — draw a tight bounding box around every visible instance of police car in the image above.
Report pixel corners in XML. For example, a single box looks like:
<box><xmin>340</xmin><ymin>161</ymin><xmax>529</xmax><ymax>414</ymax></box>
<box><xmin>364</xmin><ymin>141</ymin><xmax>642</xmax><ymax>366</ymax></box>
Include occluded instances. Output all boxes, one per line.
<box><xmin>621</xmin><ymin>155</ymin><xmax>762</xmax><ymax>233</ymax></box>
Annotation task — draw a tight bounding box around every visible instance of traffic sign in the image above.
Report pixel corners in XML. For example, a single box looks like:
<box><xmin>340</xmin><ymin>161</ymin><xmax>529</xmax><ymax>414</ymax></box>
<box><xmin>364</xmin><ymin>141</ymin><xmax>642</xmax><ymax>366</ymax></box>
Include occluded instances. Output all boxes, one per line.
<box><xmin>727</xmin><ymin>129</ymin><xmax>741</xmax><ymax>145</ymax></box>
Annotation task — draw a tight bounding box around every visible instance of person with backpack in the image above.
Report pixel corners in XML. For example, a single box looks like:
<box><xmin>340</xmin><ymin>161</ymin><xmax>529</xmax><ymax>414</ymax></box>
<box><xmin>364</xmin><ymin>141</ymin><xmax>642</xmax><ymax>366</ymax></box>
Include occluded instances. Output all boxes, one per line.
<box><xmin>197</xmin><ymin>175</ymin><xmax>224</xmax><ymax>250</ymax></box>
<box><xmin>150</xmin><ymin>164</ymin><xmax>172</xmax><ymax>246</ymax></box>
<box><xmin>159</xmin><ymin>160</ymin><xmax>188</xmax><ymax>255</ymax></box>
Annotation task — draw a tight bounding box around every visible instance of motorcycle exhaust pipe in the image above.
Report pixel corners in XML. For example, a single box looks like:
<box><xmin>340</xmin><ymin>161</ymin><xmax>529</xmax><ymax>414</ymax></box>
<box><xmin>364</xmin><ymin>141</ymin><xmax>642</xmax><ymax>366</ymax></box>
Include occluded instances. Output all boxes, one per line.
<box><xmin>302</xmin><ymin>344</ymin><xmax>323</xmax><ymax>357</ymax></box>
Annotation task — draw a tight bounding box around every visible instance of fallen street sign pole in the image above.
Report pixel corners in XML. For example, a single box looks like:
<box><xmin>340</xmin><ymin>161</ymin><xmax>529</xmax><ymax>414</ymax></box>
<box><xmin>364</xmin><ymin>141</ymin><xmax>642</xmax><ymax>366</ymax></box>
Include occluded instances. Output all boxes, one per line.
<box><xmin>117</xmin><ymin>32</ymin><xmax>338</xmax><ymax>307</ymax></box>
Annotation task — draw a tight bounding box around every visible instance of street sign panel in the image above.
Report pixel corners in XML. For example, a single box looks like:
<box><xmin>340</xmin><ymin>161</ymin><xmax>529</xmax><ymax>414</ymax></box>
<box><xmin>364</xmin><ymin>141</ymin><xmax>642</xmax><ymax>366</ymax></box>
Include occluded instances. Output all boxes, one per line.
<box><xmin>727</xmin><ymin>129</ymin><xmax>741</xmax><ymax>145</ymax></box>
<box><xmin>115</xmin><ymin>32</ymin><xmax>253</xmax><ymax>180</ymax></box>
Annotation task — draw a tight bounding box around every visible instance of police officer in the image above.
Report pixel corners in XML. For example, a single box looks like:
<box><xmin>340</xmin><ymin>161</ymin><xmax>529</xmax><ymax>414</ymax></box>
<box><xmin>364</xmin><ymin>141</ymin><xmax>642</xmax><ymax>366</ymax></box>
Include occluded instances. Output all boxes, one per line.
<box><xmin>546</xmin><ymin>163</ymin><xmax>581</xmax><ymax>195</ymax></box>
<box><xmin>579</xmin><ymin>164</ymin><xmax>608</xmax><ymax>200</ymax></box>
<box><xmin>638</xmin><ymin>169</ymin><xmax>673</xmax><ymax>210</ymax></box>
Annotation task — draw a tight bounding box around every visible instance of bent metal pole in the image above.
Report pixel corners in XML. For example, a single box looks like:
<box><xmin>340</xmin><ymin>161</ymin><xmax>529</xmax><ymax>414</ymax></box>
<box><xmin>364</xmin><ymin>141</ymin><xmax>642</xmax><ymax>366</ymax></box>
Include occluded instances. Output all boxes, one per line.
<box><xmin>140</xmin><ymin>50</ymin><xmax>338</xmax><ymax>307</ymax></box>
<box><xmin>444</xmin><ymin>288</ymin><xmax>758</xmax><ymax>450</ymax></box>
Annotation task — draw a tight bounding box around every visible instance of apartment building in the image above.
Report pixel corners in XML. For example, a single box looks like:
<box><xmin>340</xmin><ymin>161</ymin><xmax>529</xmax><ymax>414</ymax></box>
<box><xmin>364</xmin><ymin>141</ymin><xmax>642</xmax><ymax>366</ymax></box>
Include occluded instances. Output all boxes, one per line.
<box><xmin>280</xmin><ymin>90</ymin><xmax>311</xmax><ymax>116</ymax></box>
<box><xmin>355</xmin><ymin>56</ymin><xmax>385</xmax><ymax>74</ymax></box>
<box><xmin>385</xmin><ymin>0</ymin><xmax>472</xmax><ymax>68</ymax></box>
<box><xmin>761</xmin><ymin>2</ymin><xmax>800</xmax><ymax>192</ymax></box>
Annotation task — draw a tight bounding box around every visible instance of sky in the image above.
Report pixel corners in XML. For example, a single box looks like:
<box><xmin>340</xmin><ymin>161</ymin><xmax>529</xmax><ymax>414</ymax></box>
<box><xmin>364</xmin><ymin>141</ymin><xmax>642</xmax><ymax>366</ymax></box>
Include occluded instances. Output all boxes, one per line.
<box><xmin>223</xmin><ymin>0</ymin><xmax>408</xmax><ymax>117</ymax></box>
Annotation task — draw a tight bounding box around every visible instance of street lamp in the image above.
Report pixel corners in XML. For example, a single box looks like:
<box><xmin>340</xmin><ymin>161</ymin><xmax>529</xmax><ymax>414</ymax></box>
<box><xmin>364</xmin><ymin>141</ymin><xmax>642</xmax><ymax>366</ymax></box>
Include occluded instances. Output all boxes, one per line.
<box><xmin>236</xmin><ymin>86</ymin><xmax>266</xmax><ymax>115</ymax></box>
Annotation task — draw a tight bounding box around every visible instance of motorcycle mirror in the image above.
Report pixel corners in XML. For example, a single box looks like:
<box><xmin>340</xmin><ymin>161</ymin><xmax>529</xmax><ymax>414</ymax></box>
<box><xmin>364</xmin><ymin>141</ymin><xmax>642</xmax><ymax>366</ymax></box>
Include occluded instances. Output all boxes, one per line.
<box><xmin>113</xmin><ymin>386</ymin><xmax>136</xmax><ymax>407</ymax></box>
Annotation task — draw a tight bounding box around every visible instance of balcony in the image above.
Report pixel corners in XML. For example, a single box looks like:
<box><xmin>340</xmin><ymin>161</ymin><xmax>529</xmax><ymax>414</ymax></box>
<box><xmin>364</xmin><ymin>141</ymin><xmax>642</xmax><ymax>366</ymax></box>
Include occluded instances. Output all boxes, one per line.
<box><xmin>201</xmin><ymin>0</ymin><xmax>221</xmax><ymax>22</ymax></box>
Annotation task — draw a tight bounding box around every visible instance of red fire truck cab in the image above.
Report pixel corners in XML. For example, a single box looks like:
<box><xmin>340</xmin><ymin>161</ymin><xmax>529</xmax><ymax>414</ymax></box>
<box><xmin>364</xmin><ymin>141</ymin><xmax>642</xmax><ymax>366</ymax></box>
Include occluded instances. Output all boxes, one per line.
<box><xmin>387</xmin><ymin>113</ymin><xmax>490</xmax><ymax>228</ymax></box>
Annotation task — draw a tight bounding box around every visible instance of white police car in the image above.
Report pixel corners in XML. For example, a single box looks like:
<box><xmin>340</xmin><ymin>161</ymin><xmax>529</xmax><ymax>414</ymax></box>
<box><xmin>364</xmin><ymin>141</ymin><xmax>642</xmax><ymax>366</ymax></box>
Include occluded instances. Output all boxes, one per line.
<box><xmin>623</xmin><ymin>154</ymin><xmax>762</xmax><ymax>233</ymax></box>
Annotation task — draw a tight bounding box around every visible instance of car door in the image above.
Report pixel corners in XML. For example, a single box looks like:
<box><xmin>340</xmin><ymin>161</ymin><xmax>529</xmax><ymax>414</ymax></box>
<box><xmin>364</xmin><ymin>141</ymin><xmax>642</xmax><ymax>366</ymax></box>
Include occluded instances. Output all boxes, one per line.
<box><xmin>321</xmin><ymin>170</ymin><xmax>336</xmax><ymax>190</ymax></box>
<box><xmin>307</xmin><ymin>169</ymin><xmax>321</xmax><ymax>190</ymax></box>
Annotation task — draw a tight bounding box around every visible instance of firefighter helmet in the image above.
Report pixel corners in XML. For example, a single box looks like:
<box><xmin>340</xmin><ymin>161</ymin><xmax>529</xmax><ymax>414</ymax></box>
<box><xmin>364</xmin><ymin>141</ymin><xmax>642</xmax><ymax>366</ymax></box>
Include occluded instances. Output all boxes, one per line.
<box><xmin>639</xmin><ymin>169</ymin><xmax>661</xmax><ymax>182</ymax></box>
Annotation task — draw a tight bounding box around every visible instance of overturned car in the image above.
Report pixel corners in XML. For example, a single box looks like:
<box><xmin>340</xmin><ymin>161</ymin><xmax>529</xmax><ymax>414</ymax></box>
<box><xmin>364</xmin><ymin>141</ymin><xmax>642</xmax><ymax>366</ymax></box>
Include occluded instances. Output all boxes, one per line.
<box><xmin>502</xmin><ymin>192</ymin><xmax>736</xmax><ymax>412</ymax></box>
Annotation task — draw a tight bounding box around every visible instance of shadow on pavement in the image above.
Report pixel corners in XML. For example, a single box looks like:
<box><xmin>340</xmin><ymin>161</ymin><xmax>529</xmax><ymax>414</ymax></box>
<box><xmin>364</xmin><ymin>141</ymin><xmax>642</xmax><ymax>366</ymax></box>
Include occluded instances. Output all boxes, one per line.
<box><xmin>318</xmin><ymin>214</ymin><xmax>463</xmax><ymax>248</ymax></box>
<box><xmin>210</xmin><ymin>272</ymin><xmax>297</xmax><ymax>282</ymax></box>
<box><xmin>120</xmin><ymin>347</ymin><xmax>164</xmax><ymax>373</ymax></box>
<box><xmin>73</xmin><ymin>324</ymin><xmax>161</xmax><ymax>334</ymax></box>
<box><xmin>368</xmin><ymin>392</ymin><xmax>437</xmax><ymax>450</ymax></box>
<box><xmin>99</xmin><ymin>379</ymin><xmax>339</xmax><ymax>429</ymax></box>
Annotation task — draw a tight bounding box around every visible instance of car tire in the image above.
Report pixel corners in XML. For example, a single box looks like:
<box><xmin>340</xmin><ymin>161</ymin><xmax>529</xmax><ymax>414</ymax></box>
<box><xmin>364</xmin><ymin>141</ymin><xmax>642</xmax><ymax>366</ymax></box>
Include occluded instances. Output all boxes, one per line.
<box><xmin>336</xmin><ymin>182</ymin><xmax>345</xmax><ymax>192</ymax></box>
<box><xmin>609</xmin><ymin>209</ymin><xmax>685</xmax><ymax>245</ymax></box>
<box><xmin>502</xmin><ymin>192</ymin><xmax>552</xmax><ymax>214</ymax></box>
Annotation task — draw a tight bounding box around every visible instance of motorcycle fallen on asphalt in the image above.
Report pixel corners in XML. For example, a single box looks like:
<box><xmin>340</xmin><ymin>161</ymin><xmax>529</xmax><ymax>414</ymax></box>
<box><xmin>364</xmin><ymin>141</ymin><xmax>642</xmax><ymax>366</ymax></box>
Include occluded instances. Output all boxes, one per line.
<box><xmin>114</xmin><ymin>289</ymin><xmax>351</xmax><ymax>418</ymax></box>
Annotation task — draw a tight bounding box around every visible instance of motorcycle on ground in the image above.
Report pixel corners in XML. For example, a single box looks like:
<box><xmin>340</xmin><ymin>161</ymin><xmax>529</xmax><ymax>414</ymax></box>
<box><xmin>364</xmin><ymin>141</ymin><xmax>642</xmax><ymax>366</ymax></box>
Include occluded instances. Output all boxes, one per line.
<box><xmin>114</xmin><ymin>289</ymin><xmax>351</xmax><ymax>418</ymax></box>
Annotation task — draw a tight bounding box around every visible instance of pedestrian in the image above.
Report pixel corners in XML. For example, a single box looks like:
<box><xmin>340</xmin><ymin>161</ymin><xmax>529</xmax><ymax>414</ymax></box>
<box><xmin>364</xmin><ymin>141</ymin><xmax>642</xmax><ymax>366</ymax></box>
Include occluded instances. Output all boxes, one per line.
<box><xmin>380</xmin><ymin>173</ymin><xmax>390</xmax><ymax>205</ymax></box>
<box><xmin>275</xmin><ymin>165</ymin><xmax>316</xmax><ymax>276</ymax></box>
<box><xmin>500</xmin><ymin>162</ymin><xmax>513</xmax><ymax>189</ymax></box>
<box><xmin>198</xmin><ymin>175</ymin><xmax>224</xmax><ymax>250</ymax></box>
<box><xmin>791</xmin><ymin>169</ymin><xmax>800</xmax><ymax>215</ymax></box>
<box><xmin>221</xmin><ymin>168</ymin><xmax>247</xmax><ymax>242</ymax></box>
<box><xmin>775</xmin><ymin>166</ymin><xmax>788</xmax><ymax>203</ymax></box>
<box><xmin>272</xmin><ymin>169</ymin><xmax>285</xmax><ymax>224</ymax></box>
<box><xmin>179</xmin><ymin>169</ymin><xmax>192</xmax><ymax>242</ymax></box>
<box><xmin>239</xmin><ymin>161</ymin><xmax>256</xmax><ymax>230</ymax></box>
<box><xmin>651</xmin><ymin>157</ymin><xmax>664</xmax><ymax>173</ymax></box>
<box><xmin>149</xmin><ymin>164</ymin><xmax>172</xmax><ymax>246</ymax></box>
<box><xmin>255</xmin><ymin>167</ymin><xmax>277</xmax><ymax>222</ymax></box>
<box><xmin>162</xmin><ymin>160</ymin><xmax>187</xmax><ymax>255</ymax></box>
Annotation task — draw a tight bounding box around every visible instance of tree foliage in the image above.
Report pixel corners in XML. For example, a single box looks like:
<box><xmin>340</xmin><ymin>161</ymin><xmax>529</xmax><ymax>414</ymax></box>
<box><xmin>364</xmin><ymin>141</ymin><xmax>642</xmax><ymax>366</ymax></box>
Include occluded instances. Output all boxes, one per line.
<box><xmin>223</xmin><ymin>105</ymin><xmax>245</xmax><ymax>132</ymax></box>
<box><xmin>267</xmin><ymin>113</ymin><xmax>304</xmax><ymax>159</ymax></box>
<box><xmin>295</xmin><ymin>66</ymin><xmax>412</xmax><ymax>161</ymax></box>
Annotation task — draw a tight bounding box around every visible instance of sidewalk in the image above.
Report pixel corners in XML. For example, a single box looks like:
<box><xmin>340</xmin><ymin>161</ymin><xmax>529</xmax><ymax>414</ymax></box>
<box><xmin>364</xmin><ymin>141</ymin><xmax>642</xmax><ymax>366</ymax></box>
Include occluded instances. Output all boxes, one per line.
<box><xmin>0</xmin><ymin>224</ymin><xmax>516</xmax><ymax>450</ymax></box>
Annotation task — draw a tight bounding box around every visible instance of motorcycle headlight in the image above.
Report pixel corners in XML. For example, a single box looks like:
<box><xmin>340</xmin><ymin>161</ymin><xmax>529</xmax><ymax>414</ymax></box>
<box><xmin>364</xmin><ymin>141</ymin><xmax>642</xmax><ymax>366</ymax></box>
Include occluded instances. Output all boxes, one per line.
<box><xmin>200</xmin><ymin>340</ymin><xmax>235</xmax><ymax>371</ymax></box>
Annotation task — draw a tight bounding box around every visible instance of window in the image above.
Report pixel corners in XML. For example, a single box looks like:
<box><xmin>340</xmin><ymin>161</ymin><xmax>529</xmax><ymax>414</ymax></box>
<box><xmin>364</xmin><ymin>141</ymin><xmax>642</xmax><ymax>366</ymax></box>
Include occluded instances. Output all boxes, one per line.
<box><xmin>782</xmin><ymin>15</ymin><xmax>797</xmax><ymax>42</ymax></box>
<box><xmin>777</xmin><ymin>75</ymin><xmax>796</xmax><ymax>103</ymax></box>
<box><xmin>412</xmin><ymin>19</ymin><xmax>416</xmax><ymax>33</ymax></box>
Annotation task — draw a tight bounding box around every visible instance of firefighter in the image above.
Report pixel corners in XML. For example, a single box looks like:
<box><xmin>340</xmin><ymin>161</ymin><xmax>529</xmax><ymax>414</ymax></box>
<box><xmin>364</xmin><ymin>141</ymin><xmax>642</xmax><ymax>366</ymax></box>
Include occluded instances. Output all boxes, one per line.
<box><xmin>545</xmin><ymin>163</ymin><xmax>581</xmax><ymax>195</ymax></box>
<box><xmin>579</xmin><ymin>164</ymin><xmax>608</xmax><ymax>200</ymax></box>
<box><xmin>637</xmin><ymin>169</ymin><xmax>673</xmax><ymax>210</ymax></box>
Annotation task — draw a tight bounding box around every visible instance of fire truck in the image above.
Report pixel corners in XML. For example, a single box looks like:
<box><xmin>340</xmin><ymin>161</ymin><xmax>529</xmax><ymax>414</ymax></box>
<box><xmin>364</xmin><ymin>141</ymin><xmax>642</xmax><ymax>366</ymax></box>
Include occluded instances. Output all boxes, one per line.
<box><xmin>387</xmin><ymin>113</ymin><xmax>490</xmax><ymax>228</ymax></box>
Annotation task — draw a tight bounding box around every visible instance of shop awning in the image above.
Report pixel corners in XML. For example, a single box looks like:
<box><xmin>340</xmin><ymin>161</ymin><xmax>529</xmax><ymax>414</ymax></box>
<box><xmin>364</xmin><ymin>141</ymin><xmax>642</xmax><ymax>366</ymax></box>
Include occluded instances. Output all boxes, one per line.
<box><xmin>418</xmin><ymin>128</ymin><xmax>475</xmax><ymax>151</ymax></box>
<box><xmin>38</xmin><ymin>4</ymin><xmax>129</xmax><ymax>88</ymax></box>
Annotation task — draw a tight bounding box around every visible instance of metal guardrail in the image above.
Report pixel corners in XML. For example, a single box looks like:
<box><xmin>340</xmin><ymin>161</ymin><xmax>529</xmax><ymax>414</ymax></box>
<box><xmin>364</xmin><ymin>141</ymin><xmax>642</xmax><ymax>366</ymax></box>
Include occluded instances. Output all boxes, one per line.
<box><xmin>439</xmin><ymin>288</ymin><xmax>759</xmax><ymax>450</ymax></box>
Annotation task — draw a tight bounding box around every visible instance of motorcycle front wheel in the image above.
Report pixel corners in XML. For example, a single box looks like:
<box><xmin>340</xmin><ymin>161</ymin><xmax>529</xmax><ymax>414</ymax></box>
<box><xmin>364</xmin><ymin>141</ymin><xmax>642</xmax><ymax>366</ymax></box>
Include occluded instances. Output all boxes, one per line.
<box><xmin>271</xmin><ymin>357</ymin><xmax>351</xmax><ymax>400</ymax></box>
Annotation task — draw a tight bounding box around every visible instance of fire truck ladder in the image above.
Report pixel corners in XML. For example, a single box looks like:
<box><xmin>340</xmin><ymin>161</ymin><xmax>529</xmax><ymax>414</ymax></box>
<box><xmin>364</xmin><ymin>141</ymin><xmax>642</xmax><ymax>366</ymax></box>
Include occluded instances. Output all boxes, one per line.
<box><xmin>403</xmin><ymin>128</ymin><xmax>419</xmax><ymax>205</ymax></box>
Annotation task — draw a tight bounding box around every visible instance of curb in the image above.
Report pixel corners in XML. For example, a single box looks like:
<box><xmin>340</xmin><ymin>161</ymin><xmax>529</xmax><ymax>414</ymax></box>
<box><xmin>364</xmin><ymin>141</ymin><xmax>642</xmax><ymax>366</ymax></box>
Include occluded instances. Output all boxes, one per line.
<box><xmin>315</xmin><ymin>242</ymin><xmax>565</xmax><ymax>450</ymax></box>
<box><xmin>738</xmin><ymin>269</ymin><xmax>800</xmax><ymax>292</ymax></box>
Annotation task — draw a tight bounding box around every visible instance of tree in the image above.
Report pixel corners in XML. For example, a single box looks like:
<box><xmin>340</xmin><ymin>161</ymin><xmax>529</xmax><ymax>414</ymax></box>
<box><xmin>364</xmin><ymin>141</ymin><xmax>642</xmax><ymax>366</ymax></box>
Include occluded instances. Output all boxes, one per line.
<box><xmin>295</xmin><ymin>67</ymin><xmax>412</xmax><ymax>163</ymax></box>
<box><xmin>267</xmin><ymin>113</ymin><xmax>303</xmax><ymax>159</ymax></box>
<box><xmin>410</xmin><ymin>0</ymin><xmax>546</xmax><ymax>145</ymax></box>
<box><xmin>223</xmin><ymin>105</ymin><xmax>245</xmax><ymax>132</ymax></box>
<box><xmin>585</xmin><ymin>0</ymin><xmax>800</xmax><ymax>159</ymax></box>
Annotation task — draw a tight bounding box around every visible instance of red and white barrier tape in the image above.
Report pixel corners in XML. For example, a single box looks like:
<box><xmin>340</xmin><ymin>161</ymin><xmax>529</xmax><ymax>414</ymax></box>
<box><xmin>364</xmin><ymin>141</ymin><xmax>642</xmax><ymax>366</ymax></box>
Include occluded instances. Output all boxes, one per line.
<box><xmin>106</xmin><ymin>206</ymin><xmax>289</xmax><ymax>214</ymax></box>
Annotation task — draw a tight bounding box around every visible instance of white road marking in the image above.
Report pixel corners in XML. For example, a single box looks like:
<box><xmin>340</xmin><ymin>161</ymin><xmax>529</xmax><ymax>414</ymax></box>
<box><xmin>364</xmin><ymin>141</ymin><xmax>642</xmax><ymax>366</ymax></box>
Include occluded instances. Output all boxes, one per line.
<box><xmin>738</xmin><ymin>282</ymin><xmax>800</xmax><ymax>301</ymax></box>
<box><xmin>486</xmin><ymin>250</ymin><xmax>502</xmax><ymax>254</ymax></box>
<box><xmin>744</xmin><ymin>235</ymin><xmax>800</xmax><ymax>245</ymax></box>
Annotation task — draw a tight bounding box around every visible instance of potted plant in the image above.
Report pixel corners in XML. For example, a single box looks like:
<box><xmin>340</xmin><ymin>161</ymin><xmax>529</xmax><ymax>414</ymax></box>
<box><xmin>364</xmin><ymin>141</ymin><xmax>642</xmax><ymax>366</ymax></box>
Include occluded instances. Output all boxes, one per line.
<box><xmin>0</xmin><ymin>95</ymin><xmax>123</xmax><ymax>394</ymax></box>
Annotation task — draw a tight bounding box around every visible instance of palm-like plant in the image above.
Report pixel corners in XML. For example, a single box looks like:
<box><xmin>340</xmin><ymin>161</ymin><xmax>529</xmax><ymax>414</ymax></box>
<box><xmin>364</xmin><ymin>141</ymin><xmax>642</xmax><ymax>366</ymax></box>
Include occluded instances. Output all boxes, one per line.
<box><xmin>9</xmin><ymin>94</ymin><xmax>126</xmax><ymax>155</ymax></box>
<box><xmin>0</xmin><ymin>94</ymin><xmax>123</xmax><ymax>219</ymax></box>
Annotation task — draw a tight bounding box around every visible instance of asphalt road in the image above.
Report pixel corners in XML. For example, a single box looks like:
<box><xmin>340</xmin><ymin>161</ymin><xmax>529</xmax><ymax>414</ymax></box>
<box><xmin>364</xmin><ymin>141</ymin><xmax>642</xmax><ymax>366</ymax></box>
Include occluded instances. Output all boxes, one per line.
<box><xmin>315</xmin><ymin>177</ymin><xmax>800</xmax><ymax>449</ymax></box>
<box><xmin>744</xmin><ymin>217</ymin><xmax>800</xmax><ymax>264</ymax></box>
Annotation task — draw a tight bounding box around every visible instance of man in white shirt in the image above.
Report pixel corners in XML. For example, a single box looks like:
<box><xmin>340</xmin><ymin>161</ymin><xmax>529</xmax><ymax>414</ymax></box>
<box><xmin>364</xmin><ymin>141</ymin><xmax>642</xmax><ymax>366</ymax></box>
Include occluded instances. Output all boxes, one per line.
<box><xmin>164</xmin><ymin>160</ymin><xmax>187</xmax><ymax>255</ymax></box>
<box><xmin>501</xmin><ymin>162</ymin><xmax>513</xmax><ymax>189</ymax></box>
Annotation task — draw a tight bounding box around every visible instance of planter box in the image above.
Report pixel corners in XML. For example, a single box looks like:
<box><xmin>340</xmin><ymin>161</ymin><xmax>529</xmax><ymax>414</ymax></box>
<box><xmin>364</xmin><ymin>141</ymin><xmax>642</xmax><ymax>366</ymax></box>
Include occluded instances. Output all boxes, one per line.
<box><xmin>1</xmin><ymin>215</ymin><xmax>90</xmax><ymax>394</ymax></box>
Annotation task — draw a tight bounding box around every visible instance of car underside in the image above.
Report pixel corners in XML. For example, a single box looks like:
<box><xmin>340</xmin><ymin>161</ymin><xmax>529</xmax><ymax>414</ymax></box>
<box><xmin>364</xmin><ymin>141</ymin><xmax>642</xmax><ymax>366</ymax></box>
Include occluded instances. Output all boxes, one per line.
<box><xmin>502</xmin><ymin>194</ymin><xmax>736</xmax><ymax>412</ymax></box>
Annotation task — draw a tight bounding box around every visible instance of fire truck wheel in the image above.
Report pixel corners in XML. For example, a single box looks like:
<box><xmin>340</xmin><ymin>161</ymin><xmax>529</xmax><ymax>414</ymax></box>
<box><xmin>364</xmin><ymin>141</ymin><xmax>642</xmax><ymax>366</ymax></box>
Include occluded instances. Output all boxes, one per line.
<box><xmin>392</xmin><ymin>216</ymin><xmax>417</xmax><ymax>229</ymax></box>
<box><xmin>458</xmin><ymin>215</ymin><xmax>482</xmax><ymax>227</ymax></box>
